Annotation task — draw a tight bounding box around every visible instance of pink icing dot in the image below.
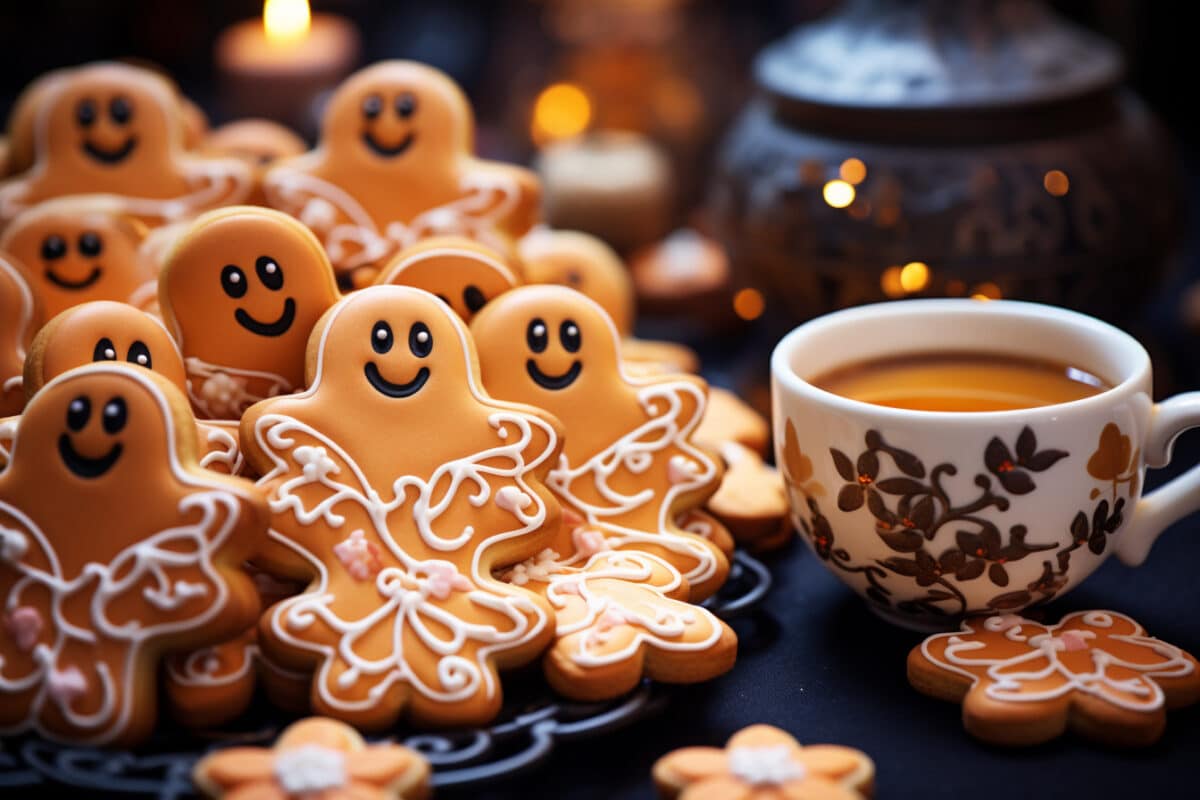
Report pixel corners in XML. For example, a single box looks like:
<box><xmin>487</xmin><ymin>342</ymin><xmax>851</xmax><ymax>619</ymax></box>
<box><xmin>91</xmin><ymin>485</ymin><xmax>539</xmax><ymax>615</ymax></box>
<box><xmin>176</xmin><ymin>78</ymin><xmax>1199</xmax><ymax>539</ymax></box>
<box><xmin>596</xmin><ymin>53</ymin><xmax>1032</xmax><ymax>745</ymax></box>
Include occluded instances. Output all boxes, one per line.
<box><xmin>597</xmin><ymin>607</ymin><xmax>632</xmax><ymax>632</ymax></box>
<box><xmin>333</xmin><ymin>530</ymin><xmax>383</xmax><ymax>581</ymax></box>
<box><xmin>47</xmin><ymin>666</ymin><xmax>88</xmax><ymax>705</ymax></box>
<box><xmin>420</xmin><ymin>561</ymin><xmax>473</xmax><ymax>600</ymax></box>
<box><xmin>495</xmin><ymin>486</ymin><xmax>531</xmax><ymax>514</ymax></box>
<box><xmin>4</xmin><ymin>606</ymin><xmax>42</xmax><ymax>652</ymax></box>
<box><xmin>572</xmin><ymin>528</ymin><xmax>608</xmax><ymax>557</ymax></box>
<box><xmin>1059</xmin><ymin>630</ymin><xmax>1091</xmax><ymax>652</ymax></box>
<box><xmin>667</xmin><ymin>455</ymin><xmax>698</xmax><ymax>485</ymax></box>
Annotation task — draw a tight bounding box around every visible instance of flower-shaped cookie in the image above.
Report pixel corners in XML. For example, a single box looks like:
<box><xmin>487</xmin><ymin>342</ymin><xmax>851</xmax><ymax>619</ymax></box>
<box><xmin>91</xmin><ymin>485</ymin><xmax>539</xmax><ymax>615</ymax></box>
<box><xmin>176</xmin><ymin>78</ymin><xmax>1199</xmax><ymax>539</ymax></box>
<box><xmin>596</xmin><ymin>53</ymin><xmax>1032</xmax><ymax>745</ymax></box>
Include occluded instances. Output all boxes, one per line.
<box><xmin>653</xmin><ymin>724</ymin><xmax>875</xmax><ymax>800</ymax></box>
<box><xmin>193</xmin><ymin>716</ymin><xmax>431</xmax><ymax>800</ymax></box>
<box><xmin>909</xmin><ymin>610</ymin><xmax>1200</xmax><ymax>746</ymax></box>
<box><xmin>472</xmin><ymin>285</ymin><xmax>729</xmax><ymax>600</ymax></box>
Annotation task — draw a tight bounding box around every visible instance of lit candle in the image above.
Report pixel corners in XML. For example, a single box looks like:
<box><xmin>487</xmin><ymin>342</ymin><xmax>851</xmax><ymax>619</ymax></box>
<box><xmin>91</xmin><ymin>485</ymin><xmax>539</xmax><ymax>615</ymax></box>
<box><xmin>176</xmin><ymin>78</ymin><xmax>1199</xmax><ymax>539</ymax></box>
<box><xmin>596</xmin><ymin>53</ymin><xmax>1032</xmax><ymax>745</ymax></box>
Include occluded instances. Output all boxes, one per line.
<box><xmin>215</xmin><ymin>0</ymin><xmax>360</xmax><ymax>133</ymax></box>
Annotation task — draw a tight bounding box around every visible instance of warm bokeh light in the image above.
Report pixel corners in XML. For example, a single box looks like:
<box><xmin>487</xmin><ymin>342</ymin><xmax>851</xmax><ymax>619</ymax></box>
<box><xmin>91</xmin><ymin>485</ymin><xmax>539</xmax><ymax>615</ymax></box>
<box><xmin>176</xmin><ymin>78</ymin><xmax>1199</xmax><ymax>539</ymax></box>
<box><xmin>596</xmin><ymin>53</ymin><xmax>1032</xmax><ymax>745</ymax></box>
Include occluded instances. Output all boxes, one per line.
<box><xmin>1043</xmin><ymin>169</ymin><xmax>1070</xmax><ymax>197</ymax></box>
<box><xmin>899</xmin><ymin>261</ymin><xmax>930</xmax><ymax>293</ymax></box>
<box><xmin>839</xmin><ymin>158</ymin><xmax>867</xmax><ymax>185</ymax></box>
<box><xmin>971</xmin><ymin>282</ymin><xmax>1003</xmax><ymax>301</ymax></box>
<box><xmin>880</xmin><ymin>266</ymin><xmax>904</xmax><ymax>298</ymax></box>
<box><xmin>733</xmin><ymin>288</ymin><xmax>765</xmax><ymax>320</ymax></box>
<box><xmin>263</xmin><ymin>0</ymin><xmax>311</xmax><ymax>44</ymax></box>
<box><xmin>823</xmin><ymin>180</ymin><xmax>855</xmax><ymax>209</ymax></box>
<box><xmin>532</xmin><ymin>83</ymin><xmax>592</xmax><ymax>144</ymax></box>
<box><xmin>946</xmin><ymin>279</ymin><xmax>966</xmax><ymax>296</ymax></box>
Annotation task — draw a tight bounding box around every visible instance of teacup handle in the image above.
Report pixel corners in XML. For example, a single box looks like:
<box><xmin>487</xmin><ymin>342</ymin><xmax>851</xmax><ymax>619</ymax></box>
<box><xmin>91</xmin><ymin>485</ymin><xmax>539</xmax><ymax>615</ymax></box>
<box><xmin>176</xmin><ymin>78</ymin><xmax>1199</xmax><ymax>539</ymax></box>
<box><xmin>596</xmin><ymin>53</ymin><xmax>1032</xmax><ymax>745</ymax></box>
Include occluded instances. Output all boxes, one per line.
<box><xmin>1118</xmin><ymin>392</ymin><xmax>1200</xmax><ymax>566</ymax></box>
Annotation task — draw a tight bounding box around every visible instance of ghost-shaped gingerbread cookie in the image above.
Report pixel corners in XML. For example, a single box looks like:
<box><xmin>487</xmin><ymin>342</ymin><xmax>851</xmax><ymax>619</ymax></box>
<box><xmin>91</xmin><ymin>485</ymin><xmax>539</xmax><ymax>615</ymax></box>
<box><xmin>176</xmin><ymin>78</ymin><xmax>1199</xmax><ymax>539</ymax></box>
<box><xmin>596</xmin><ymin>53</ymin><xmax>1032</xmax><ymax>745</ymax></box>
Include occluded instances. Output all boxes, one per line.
<box><xmin>0</xmin><ymin>254</ymin><xmax>40</xmax><ymax>418</ymax></box>
<box><xmin>241</xmin><ymin>285</ymin><xmax>563</xmax><ymax>729</ymax></box>
<box><xmin>375</xmin><ymin>236</ymin><xmax>520</xmax><ymax>322</ymax></box>
<box><xmin>263</xmin><ymin>60</ymin><xmax>539</xmax><ymax>278</ymax></box>
<box><xmin>0</xmin><ymin>364</ymin><xmax>266</xmax><ymax>746</ymax></box>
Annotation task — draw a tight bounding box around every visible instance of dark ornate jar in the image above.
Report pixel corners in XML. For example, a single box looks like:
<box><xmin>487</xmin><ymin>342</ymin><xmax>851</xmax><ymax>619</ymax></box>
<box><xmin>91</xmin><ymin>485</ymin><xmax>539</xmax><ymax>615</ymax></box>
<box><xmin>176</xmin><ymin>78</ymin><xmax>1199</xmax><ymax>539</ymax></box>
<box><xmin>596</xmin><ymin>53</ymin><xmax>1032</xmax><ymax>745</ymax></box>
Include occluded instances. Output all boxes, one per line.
<box><xmin>711</xmin><ymin>0</ymin><xmax>1183</xmax><ymax>327</ymax></box>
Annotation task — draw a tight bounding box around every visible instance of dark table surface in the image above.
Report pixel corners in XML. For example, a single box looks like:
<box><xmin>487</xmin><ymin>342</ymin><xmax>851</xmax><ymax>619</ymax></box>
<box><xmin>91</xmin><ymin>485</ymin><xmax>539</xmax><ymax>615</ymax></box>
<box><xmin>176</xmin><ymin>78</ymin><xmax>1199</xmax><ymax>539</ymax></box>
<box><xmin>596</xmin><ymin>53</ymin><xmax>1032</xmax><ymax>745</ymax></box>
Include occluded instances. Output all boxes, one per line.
<box><xmin>464</xmin><ymin>443</ymin><xmax>1200</xmax><ymax>799</ymax></box>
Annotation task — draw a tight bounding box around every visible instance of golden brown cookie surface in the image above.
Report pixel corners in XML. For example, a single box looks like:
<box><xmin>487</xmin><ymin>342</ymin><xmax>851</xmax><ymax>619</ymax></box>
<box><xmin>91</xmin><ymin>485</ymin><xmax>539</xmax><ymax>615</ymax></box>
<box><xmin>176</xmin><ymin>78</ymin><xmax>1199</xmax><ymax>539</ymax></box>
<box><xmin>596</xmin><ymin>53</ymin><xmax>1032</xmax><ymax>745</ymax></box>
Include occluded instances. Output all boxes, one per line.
<box><xmin>0</xmin><ymin>254</ymin><xmax>39</xmax><ymax>417</ymax></box>
<box><xmin>375</xmin><ymin>236</ymin><xmax>519</xmax><ymax>322</ymax></box>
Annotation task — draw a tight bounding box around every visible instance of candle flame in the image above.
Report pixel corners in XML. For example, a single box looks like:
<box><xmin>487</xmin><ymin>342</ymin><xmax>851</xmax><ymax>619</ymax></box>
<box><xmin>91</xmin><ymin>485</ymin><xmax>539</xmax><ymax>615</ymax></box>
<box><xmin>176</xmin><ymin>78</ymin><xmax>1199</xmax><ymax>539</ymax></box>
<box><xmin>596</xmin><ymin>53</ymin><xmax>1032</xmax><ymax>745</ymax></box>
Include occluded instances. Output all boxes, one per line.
<box><xmin>264</xmin><ymin>0</ymin><xmax>311</xmax><ymax>44</ymax></box>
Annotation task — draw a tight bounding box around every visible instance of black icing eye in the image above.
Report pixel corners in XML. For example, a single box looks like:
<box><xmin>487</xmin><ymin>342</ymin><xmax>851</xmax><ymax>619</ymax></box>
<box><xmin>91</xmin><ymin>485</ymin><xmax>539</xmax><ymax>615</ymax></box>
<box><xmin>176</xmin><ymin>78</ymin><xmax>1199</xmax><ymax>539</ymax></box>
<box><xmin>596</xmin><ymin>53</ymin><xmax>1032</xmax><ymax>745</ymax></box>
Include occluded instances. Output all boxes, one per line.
<box><xmin>395</xmin><ymin>92</ymin><xmax>417</xmax><ymax>118</ymax></box>
<box><xmin>127</xmin><ymin>341</ymin><xmax>152</xmax><ymax>368</ymax></box>
<box><xmin>463</xmin><ymin>286</ymin><xmax>486</xmax><ymax>314</ymax></box>
<box><xmin>372</xmin><ymin>321</ymin><xmax>393</xmax><ymax>354</ymax></box>
<box><xmin>526</xmin><ymin>318</ymin><xmax>548</xmax><ymax>353</ymax></box>
<box><xmin>41</xmin><ymin>235</ymin><xmax>67</xmax><ymax>261</ymax></box>
<box><xmin>92</xmin><ymin>337</ymin><xmax>117</xmax><ymax>362</ymax></box>
<box><xmin>109</xmin><ymin>96</ymin><xmax>132</xmax><ymax>125</ymax></box>
<box><xmin>78</xmin><ymin>231</ymin><xmax>103</xmax><ymax>257</ymax></box>
<box><xmin>67</xmin><ymin>396</ymin><xmax>91</xmax><ymax>431</ymax></box>
<box><xmin>560</xmin><ymin>319</ymin><xmax>582</xmax><ymax>353</ymax></box>
<box><xmin>221</xmin><ymin>265</ymin><xmax>247</xmax><ymax>298</ymax></box>
<box><xmin>362</xmin><ymin>93</ymin><xmax>383</xmax><ymax>119</ymax></box>
<box><xmin>102</xmin><ymin>397</ymin><xmax>127</xmax><ymax>435</ymax></box>
<box><xmin>256</xmin><ymin>256</ymin><xmax>283</xmax><ymax>290</ymax></box>
<box><xmin>75</xmin><ymin>98</ymin><xmax>96</xmax><ymax>127</ymax></box>
<box><xmin>409</xmin><ymin>322</ymin><xmax>432</xmax><ymax>358</ymax></box>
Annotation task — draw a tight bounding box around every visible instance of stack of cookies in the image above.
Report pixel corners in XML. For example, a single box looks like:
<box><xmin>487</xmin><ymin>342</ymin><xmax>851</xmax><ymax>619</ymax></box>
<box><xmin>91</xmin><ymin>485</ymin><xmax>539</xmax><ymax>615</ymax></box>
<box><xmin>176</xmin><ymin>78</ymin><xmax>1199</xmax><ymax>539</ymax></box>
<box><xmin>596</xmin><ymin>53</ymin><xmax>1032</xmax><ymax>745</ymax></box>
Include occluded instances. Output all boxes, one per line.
<box><xmin>0</xmin><ymin>58</ymin><xmax>792</xmax><ymax>747</ymax></box>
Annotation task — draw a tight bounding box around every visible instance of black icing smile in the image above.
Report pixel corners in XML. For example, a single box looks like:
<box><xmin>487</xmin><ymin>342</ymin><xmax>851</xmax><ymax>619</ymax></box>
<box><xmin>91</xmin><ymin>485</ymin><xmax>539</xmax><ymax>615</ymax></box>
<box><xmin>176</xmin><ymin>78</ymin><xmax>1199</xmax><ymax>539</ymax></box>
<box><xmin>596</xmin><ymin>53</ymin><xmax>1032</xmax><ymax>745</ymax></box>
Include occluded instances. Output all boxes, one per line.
<box><xmin>364</xmin><ymin>363</ymin><xmax>430</xmax><ymax>398</ymax></box>
<box><xmin>82</xmin><ymin>136</ymin><xmax>137</xmax><ymax>165</ymax></box>
<box><xmin>526</xmin><ymin>360</ymin><xmax>582</xmax><ymax>391</ymax></box>
<box><xmin>58</xmin><ymin>434</ymin><xmax>122</xmax><ymax>478</ymax></box>
<box><xmin>45</xmin><ymin>265</ymin><xmax>102</xmax><ymax>290</ymax></box>
<box><xmin>235</xmin><ymin>298</ymin><xmax>296</xmax><ymax>337</ymax></box>
<box><xmin>362</xmin><ymin>131</ymin><xmax>415</xmax><ymax>158</ymax></box>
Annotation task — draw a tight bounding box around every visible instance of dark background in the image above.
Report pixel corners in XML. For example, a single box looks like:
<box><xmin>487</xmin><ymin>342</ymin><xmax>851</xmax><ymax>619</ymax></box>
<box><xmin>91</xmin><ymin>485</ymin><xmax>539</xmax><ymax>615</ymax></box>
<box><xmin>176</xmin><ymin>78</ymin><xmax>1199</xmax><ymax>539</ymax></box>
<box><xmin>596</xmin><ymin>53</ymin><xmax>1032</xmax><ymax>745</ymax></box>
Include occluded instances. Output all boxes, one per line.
<box><xmin>2</xmin><ymin>2</ymin><xmax>1198</xmax><ymax>797</ymax></box>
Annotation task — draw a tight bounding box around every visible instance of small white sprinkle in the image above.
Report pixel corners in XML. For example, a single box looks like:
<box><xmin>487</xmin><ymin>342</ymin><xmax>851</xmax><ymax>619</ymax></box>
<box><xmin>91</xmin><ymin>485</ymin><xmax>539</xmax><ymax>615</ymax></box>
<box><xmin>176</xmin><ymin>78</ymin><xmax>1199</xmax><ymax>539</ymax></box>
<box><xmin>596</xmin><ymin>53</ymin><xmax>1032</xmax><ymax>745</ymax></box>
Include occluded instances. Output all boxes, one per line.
<box><xmin>376</xmin><ymin>329</ymin><xmax>388</xmax><ymax>340</ymax></box>
<box><xmin>136</xmin><ymin>355</ymin><xmax>148</xmax><ymax>365</ymax></box>
<box><xmin>104</xmin><ymin>348</ymin><xmax>115</xmax><ymax>359</ymax></box>
<box><xmin>229</xmin><ymin>273</ymin><xmax>241</xmax><ymax>283</ymax></box>
<box><xmin>104</xmin><ymin>405</ymin><xmax>119</xmax><ymax>417</ymax></box>
<box><xmin>265</xmin><ymin>261</ymin><xmax>278</xmax><ymax>273</ymax></box>
<box><xmin>567</xmin><ymin>325</ymin><xmax>578</xmax><ymax>337</ymax></box>
<box><xmin>533</xmin><ymin>324</ymin><xmax>546</xmax><ymax>337</ymax></box>
<box><xmin>416</xmin><ymin>331</ymin><xmax>430</xmax><ymax>343</ymax></box>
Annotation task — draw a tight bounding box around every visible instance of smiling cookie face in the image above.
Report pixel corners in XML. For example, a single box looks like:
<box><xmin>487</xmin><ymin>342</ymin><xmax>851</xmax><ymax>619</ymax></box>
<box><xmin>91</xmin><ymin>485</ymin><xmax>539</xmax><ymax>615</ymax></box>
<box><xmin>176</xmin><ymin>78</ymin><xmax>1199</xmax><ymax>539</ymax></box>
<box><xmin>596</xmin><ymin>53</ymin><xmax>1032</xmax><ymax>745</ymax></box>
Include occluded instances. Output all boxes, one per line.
<box><xmin>376</xmin><ymin>237</ymin><xmax>519</xmax><ymax>322</ymax></box>
<box><xmin>29</xmin><ymin>63</ymin><xmax>186</xmax><ymax>198</ymax></box>
<box><xmin>320</xmin><ymin>61</ymin><xmax>469</xmax><ymax>176</ymax></box>
<box><xmin>25</xmin><ymin>301</ymin><xmax>187</xmax><ymax>395</ymax></box>
<box><xmin>0</xmin><ymin>197</ymin><xmax>151</xmax><ymax>318</ymax></box>
<box><xmin>160</xmin><ymin>206</ymin><xmax>340</xmax><ymax>419</ymax></box>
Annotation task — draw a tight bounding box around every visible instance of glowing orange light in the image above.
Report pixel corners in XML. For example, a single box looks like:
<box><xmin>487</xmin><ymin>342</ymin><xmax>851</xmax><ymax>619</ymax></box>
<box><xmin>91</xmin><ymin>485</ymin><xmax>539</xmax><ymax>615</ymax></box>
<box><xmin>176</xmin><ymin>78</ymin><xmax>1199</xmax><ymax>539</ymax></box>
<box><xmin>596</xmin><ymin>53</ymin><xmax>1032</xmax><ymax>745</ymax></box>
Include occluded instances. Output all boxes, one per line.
<box><xmin>264</xmin><ymin>0</ymin><xmax>311</xmax><ymax>44</ymax></box>
<box><xmin>823</xmin><ymin>180</ymin><xmax>855</xmax><ymax>209</ymax></box>
<box><xmin>880</xmin><ymin>266</ymin><xmax>905</xmax><ymax>298</ymax></box>
<box><xmin>971</xmin><ymin>282</ymin><xmax>1003</xmax><ymax>301</ymax></box>
<box><xmin>532</xmin><ymin>83</ymin><xmax>592</xmax><ymax>144</ymax></box>
<box><xmin>1043</xmin><ymin>169</ymin><xmax>1070</xmax><ymax>197</ymax></box>
<box><xmin>733</xmin><ymin>288</ymin><xmax>765</xmax><ymax>320</ymax></box>
<box><xmin>839</xmin><ymin>158</ymin><xmax>867</xmax><ymax>185</ymax></box>
<box><xmin>900</xmin><ymin>261</ymin><xmax>930</xmax><ymax>293</ymax></box>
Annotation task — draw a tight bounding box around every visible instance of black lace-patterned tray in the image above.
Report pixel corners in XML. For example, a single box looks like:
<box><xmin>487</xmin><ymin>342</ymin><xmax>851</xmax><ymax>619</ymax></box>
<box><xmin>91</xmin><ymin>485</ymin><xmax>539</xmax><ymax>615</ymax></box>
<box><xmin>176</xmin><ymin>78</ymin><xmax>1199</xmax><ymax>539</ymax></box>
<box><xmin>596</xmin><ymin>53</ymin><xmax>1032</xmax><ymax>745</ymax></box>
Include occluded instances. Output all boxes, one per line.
<box><xmin>0</xmin><ymin>551</ymin><xmax>771</xmax><ymax>797</ymax></box>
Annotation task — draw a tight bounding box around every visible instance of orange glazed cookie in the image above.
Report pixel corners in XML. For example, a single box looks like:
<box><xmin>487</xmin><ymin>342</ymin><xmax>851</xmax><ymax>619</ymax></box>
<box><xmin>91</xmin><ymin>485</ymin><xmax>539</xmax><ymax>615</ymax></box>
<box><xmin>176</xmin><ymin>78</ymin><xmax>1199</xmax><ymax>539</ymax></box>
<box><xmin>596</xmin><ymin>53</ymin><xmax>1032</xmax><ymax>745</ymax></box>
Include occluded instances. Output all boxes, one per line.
<box><xmin>193</xmin><ymin>716</ymin><xmax>431</xmax><ymax>800</ymax></box>
<box><xmin>0</xmin><ymin>62</ymin><xmax>251</xmax><ymax>228</ymax></box>
<box><xmin>241</xmin><ymin>286</ymin><xmax>561</xmax><ymax>729</ymax></box>
<box><xmin>200</xmin><ymin>118</ymin><xmax>308</xmax><ymax>206</ymax></box>
<box><xmin>653</xmin><ymin>724</ymin><xmax>875</xmax><ymax>800</ymax></box>
<box><xmin>263</xmin><ymin>60</ymin><xmax>539</xmax><ymax>276</ymax></box>
<box><xmin>375</xmin><ymin>236</ymin><xmax>520</xmax><ymax>321</ymax></box>
<box><xmin>0</xmin><ymin>196</ymin><xmax>155</xmax><ymax>317</ymax></box>
<box><xmin>0</xmin><ymin>364</ymin><xmax>266</xmax><ymax>745</ymax></box>
<box><xmin>909</xmin><ymin>610</ymin><xmax>1200</xmax><ymax>747</ymax></box>
<box><xmin>0</xmin><ymin>254</ymin><xmax>39</xmax><ymax>417</ymax></box>
<box><xmin>472</xmin><ymin>285</ymin><xmax>729</xmax><ymax>601</ymax></box>
<box><xmin>24</xmin><ymin>301</ymin><xmax>242</xmax><ymax>475</ymax></box>
<box><xmin>518</xmin><ymin>228</ymin><xmax>636</xmax><ymax>336</ymax></box>
<box><xmin>160</xmin><ymin>206</ymin><xmax>341</xmax><ymax>420</ymax></box>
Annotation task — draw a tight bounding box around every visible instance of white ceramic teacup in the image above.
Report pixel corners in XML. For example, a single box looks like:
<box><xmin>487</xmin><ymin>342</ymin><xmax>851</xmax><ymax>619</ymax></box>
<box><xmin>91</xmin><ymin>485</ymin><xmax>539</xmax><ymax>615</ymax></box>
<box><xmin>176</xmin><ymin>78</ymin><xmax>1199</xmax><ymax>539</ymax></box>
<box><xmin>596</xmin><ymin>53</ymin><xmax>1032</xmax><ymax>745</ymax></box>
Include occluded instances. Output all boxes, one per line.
<box><xmin>771</xmin><ymin>299</ymin><xmax>1200</xmax><ymax>630</ymax></box>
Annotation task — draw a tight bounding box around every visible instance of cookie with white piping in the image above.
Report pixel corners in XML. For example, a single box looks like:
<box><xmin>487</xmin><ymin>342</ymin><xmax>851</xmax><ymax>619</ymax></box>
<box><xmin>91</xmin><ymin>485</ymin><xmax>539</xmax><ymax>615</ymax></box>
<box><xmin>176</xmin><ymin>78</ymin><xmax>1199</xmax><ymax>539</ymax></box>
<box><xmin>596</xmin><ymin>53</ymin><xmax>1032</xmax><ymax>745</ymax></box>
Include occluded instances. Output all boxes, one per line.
<box><xmin>264</xmin><ymin>60</ymin><xmax>539</xmax><ymax>278</ymax></box>
<box><xmin>472</xmin><ymin>285</ymin><xmax>729</xmax><ymax>601</ymax></box>
<box><xmin>0</xmin><ymin>62</ymin><xmax>252</xmax><ymax>228</ymax></box>
<box><xmin>375</xmin><ymin>235</ymin><xmax>520</xmax><ymax>322</ymax></box>
<box><xmin>909</xmin><ymin>610</ymin><xmax>1200</xmax><ymax>747</ymax></box>
<box><xmin>0</xmin><ymin>363</ymin><xmax>266</xmax><ymax>745</ymax></box>
<box><xmin>241</xmin><ymin>285</ymin><xmax>562</xmax><ymax>729</ymax></box>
